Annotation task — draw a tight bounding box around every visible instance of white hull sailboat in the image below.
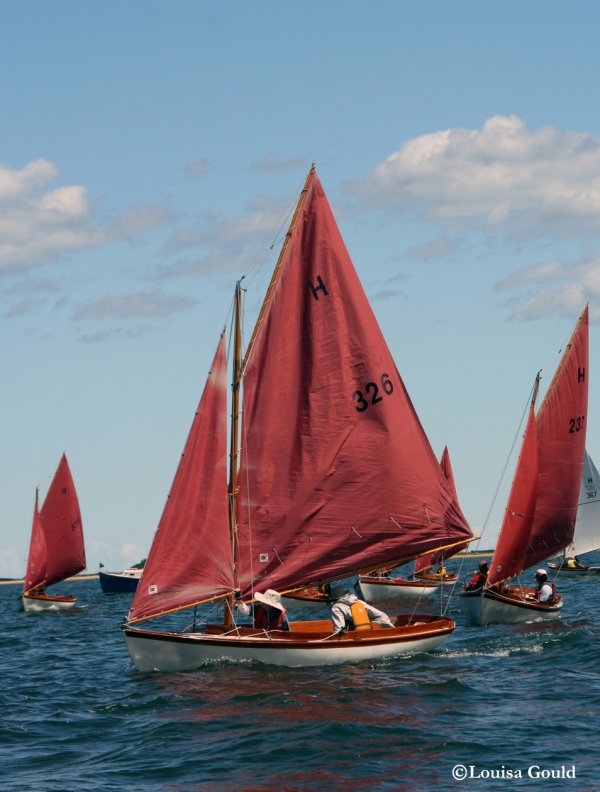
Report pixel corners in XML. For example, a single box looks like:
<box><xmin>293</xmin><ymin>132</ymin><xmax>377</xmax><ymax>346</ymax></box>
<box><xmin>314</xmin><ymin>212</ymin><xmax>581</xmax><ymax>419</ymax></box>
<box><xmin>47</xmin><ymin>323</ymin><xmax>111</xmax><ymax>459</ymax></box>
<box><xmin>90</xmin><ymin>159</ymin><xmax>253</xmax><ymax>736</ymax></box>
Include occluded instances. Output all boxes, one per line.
<box><xmin>22</xmin><ymin>454</ymin><xmax>86</xmax><ymax>613</ymax></box>
<box><xmin>22</xmin><ymin>592</ymin><xmax>78</xmax><ymax>612</ymax></box>
<box><xmin>462</xmin><ymin>308</ymin><xmax>589</xmax><ymax>626</ymax></box>
<box><xmin>125</xmin><ymin>616</ymin><xmax>454</xmax><ymax>671</ymax></box>
<box><xmin>461</xmin><ymin>586</ymin><xmax>563</xmax><ymax>627</ymax></box>
<box><xmin>356</xmin><ymin>576</ymin><xmax>439</xmax><ymax>603</ymax></box>
<box><xmin>123</xmin><ymin>166</ymin><xmax>473</xmax><ymax>670</ymax></box>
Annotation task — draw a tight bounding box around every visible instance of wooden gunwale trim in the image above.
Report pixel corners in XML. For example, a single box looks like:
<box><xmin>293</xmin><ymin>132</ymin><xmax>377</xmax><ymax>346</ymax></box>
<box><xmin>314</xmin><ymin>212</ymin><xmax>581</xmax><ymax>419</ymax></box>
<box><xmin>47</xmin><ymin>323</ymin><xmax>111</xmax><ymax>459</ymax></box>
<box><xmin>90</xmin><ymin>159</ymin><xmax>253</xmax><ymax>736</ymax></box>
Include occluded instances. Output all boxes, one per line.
<box><xmin>123</xmin><ymin>617</ymin><xmax>455</xmax><ymax>651</ymax></box>
<box><xmin>23</xmin><ymin>592</ymin><xmax>77</xmax><ymax>603</ymax></box>
<box><xmin>359</xmin><ymin>577</ymin><xmax>439</xmax><ymax>589</ymax></box>
<box><xmin>465</xmin><ymin>587</ymin><xmax>563</xmax><ymax>613</ymax></box>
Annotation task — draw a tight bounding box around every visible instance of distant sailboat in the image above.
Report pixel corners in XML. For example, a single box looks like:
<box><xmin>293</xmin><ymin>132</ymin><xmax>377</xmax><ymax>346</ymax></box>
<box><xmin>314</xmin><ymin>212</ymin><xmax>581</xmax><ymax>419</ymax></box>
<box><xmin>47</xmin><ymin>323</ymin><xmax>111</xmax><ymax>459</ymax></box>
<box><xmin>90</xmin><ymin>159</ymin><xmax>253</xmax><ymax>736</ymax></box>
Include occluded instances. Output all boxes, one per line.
<box><xmin>22</xmin><ymin>454</ymin><xmax>86</xmax><ymax>612</ymax></box>
<box><xmin>462</xmin><ymin>307</ymin><xmax>589</xmax><ymax>626</ymax></box>
<box><xmin>549</xmin><ymin>450</ymin><xmax>600</xmax><ymax>575</ymax></box>
<box><xmin>413</xmin><ymin>447</ymin><xmax>466</xmax><ymax>585</ymax></box>
<box><xmin>123</xmin><ymin>166</ymin><xmax>473</xmax><ymax>671</ymax></box>
<box><xmin>357</xmin><ymin>446</ymin><xmax>471</xmax><ymax>602</ymax></box>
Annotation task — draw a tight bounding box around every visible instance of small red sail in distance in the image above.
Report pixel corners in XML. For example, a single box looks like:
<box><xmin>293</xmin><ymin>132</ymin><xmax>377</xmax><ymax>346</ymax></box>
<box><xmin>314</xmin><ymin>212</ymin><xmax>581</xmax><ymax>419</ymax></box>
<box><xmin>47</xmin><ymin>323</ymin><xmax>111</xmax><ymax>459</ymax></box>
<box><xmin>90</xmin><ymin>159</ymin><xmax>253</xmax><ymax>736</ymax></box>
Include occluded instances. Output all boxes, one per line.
<box><xmin>235</xmin><ymin>173</ymin><xmax>473</xmax><ymax>598</ymax></box>
<box><xmin>39</xmin><ymin>453</ymin><xmax>86</xmax><ymax>588</ymax></box>
<box><xmin>489</xmin><ymin>306</ymin><xmax>589</xmax><ymax>586</ymax></box>
<box><xmin>23</xmin><ymin>501</ymin><xmax>46</xmax><ymax>594</ymax></box>
<box><xmin>128</xmin><ymin>332</ymin><xmax>231</xmax><ymax>623</ymax></box>
<box><xmin>415</xmin><ymin>446</ymin><xmax>470</xmax><ymax>574</ymax></box>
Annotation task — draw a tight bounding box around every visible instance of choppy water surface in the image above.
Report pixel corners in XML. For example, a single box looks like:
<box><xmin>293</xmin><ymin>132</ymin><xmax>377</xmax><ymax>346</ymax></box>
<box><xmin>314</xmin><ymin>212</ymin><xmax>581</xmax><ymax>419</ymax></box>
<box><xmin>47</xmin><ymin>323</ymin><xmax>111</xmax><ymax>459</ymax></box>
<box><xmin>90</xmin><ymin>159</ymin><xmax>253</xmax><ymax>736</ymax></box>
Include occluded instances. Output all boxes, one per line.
<box><xmin>2</xmin><ymin>566</ymin><xmax>599</xmax><ymax>791</ymax></box>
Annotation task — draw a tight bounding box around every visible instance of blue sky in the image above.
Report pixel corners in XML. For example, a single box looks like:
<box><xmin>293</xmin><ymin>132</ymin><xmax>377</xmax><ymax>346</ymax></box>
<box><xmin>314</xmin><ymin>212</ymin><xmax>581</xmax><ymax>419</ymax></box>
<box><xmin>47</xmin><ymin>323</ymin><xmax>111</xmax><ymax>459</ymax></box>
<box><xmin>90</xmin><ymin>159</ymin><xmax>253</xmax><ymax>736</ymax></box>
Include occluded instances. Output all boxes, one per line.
<box><xmin>2</xmin><ymin>1</ymin><xmax>600</xmax><ymax>577</ymax></box>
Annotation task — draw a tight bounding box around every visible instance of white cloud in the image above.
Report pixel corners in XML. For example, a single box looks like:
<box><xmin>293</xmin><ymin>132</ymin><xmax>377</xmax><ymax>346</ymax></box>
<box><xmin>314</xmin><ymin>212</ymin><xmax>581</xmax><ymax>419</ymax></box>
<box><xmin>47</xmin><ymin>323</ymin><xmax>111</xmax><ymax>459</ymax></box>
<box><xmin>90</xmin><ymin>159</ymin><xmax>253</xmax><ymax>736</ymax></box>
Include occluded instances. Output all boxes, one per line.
<box><xmin>0</xmin><ymin>159</ymin><xmax>57</xmax><ymax>201</ymax></box>
<box><xmin>350</xmin><ymin>115</ymin><xmax>600</xmax><ymax>241</ymax></box>
<box><xmin>496</xmin><ymin>255</ymin><xmax>600</xmax><ymax>320</ymax></box>
<box><xmin>0</xmin><ymin>160</ymin><xmax>171</xmax><ymax>273</ymax></box>
<box><xmin>73</xmin><ymin>289</ymin><xmax>196</xmax><ymax>320</ymax></box>
<box><xmin>185</xmin><ymin>159</ymin><xmax>209</xmax><ymax>180</ymax></box>
<box><xmin>164</xmin><ymin>195</ymin><xmax>287</xmax><ymax>256</ymax></box>
<box><xmin>88</xmin><ymin>540</ymin><xmax>146</xmax><ymax>571</ymax></box>
<box><xmin>249</xmin><ymin>154</ymin><xmax>307</xmax><ymax>173</ymax></box>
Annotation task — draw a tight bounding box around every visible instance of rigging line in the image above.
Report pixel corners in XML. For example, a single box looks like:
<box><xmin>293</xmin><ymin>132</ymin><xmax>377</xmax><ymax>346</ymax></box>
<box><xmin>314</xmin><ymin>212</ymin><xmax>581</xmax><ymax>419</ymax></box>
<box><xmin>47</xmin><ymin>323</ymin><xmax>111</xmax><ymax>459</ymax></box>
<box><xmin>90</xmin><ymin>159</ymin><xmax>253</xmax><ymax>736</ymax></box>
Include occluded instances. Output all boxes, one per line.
<box><xmin>240</xmin><ymin>170</ymin><xmax>309</xmax><ymax>290</ymax></box>
<box><xmin>475</xmin><ymin>374</ymin><xmax>539</xmax><ymax>551</ymax></box>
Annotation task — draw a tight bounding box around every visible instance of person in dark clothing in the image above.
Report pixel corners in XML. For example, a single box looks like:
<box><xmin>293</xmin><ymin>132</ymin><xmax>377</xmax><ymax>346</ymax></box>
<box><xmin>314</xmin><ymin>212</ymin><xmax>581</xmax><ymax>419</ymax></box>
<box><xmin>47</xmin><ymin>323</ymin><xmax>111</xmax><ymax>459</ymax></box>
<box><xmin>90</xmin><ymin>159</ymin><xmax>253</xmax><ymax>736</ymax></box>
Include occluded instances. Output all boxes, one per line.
<box><xmin>463</xmin><ymin>560</ymin><xmax>489</xmax><ymax>591</ymax></box>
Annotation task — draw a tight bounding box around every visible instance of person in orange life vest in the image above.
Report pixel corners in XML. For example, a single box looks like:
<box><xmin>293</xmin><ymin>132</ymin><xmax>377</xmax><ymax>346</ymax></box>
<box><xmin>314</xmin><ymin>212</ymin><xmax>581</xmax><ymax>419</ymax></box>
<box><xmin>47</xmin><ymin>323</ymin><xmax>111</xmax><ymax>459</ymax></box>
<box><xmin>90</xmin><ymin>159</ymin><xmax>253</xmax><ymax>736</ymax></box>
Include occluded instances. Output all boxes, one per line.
<box><xmin>463</xmin><ymin>560</ymin><xmax>488</xmax><ymax>591</ymax></box>
<box><xmin>534</xmin><ymin>569</ymin><xmax>556</xmax><ymax>604</ymax></box>
<box><xmin>234</xmin><ymin>588</ymin><xmax>291</xmax><ymax>631</ymax></box>
<box><xmin>329</xmin><ymin>588</ymin><xmax>394</xmax><ymax>635</ymax></box>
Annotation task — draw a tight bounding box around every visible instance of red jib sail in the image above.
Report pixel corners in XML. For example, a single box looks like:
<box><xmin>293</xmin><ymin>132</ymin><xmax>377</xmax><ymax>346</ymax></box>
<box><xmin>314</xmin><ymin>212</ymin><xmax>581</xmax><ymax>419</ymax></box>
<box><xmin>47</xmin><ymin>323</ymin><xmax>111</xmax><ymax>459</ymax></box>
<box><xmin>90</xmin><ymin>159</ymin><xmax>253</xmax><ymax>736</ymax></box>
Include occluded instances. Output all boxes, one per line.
<box><xmin>488</xmin><ymin>306</ymin><xmax>588</xmax><ymax>586</ymax></box>
<box><xmin>39</xmin><ymin>453</ymin><xmax>86</xmax><ymax>588</ymax></box>
<box><xmin>23</xmin><ymin>500</ymin><xmax>46</xmax><ymax>593</ymax></box>
<box><xmin>414</xmin><ymin>446</ymin><xmax>470</xmax><ymax>574</ymax></box>
<box><xmin>235</xmin><ymin>173</ymin><xmax>473</xmax><ymax>597</ymax></box>
<box><xmin>488</xmin><ymin>403</ymin><xmax>539</xmax><ymax>587</ymax></box>
<box><xmin>128</xmin><ymin>333</ymin><xmax>231</xmax><ymax>623</ymax></box>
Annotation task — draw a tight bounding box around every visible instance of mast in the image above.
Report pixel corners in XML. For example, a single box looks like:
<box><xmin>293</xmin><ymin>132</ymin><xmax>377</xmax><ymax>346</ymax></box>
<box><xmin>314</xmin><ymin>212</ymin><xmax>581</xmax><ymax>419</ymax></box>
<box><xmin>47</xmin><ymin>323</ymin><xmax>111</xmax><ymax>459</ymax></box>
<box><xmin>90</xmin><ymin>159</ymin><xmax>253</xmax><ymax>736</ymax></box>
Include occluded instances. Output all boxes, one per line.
<box><xmin>241</xmin><ymin>163</ymin><xmax>316</xmax><ymax>374</ymax></box>
<box><xmin>226</xmin><ymin>165</ymin><xmax>315</xmax><ymax>619</ymax></box>
<box><xmin>225</xmin><ymin>281</ymin><xmax>243</xmax><ymax>627</ymax></box>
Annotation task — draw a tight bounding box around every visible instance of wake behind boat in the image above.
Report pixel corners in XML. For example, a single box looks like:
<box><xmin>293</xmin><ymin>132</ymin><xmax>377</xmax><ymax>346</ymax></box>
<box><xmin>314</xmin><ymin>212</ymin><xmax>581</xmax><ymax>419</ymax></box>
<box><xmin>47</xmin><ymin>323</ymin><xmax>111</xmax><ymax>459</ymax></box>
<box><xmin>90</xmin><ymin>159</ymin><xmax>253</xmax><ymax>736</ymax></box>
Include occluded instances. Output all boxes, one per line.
<box><xmin>22</xmin><ymin>454</ymin><xmax>86</xmax><ymax>613</ymax></box>
<box><xmin>123</xmin><ymin>166</ymin><xmax>473</xmax><ymax>670</ymax></box>
<box><xmin>462</xmin><ymin>307</ymin><xmax>589</xmax><ymax>626</ymax></box>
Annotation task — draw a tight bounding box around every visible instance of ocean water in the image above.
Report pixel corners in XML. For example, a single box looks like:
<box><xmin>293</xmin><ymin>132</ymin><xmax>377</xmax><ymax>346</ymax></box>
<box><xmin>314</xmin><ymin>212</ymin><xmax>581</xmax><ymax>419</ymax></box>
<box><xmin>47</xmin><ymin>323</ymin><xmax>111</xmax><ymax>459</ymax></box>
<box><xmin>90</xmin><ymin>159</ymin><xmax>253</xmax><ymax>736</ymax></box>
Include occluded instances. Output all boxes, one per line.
<box><xmin>2</xmin><ymin>567</ymin><xmax>599</xmax><ymax>792</ymax></box>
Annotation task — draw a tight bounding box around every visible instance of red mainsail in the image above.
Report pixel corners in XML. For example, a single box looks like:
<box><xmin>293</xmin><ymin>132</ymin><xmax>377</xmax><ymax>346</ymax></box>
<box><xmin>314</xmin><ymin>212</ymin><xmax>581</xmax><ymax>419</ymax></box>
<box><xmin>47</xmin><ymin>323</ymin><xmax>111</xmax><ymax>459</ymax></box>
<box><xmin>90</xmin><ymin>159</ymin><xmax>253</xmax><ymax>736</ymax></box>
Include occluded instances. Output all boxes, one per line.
<box><xmin>235</xmin><ymin>173</ymin><xmax>473</xmax><ymax>597</ymax></box>
<box><xmin>529</xmin><ymin>306</ymin><xmax>589</xmax><ymax>565</ymax></box>
<box><xmin>23</xmin><ymin>500</ymin><xmax>46</xmax><ymax>593</ymax></box>
<box><xmin>39</xmin><ymin>454</ymin><xmax>86</xmax><ymax>588</ymax></box>
<box><xmin>128</xmin><ymin>333</ymin><xmax>231</xmax><ymax>623</ymax></box>
<box><xmin>488</xmin><ymin>307</ymin><xmax>588</xmax><ymax>586</ymax></box>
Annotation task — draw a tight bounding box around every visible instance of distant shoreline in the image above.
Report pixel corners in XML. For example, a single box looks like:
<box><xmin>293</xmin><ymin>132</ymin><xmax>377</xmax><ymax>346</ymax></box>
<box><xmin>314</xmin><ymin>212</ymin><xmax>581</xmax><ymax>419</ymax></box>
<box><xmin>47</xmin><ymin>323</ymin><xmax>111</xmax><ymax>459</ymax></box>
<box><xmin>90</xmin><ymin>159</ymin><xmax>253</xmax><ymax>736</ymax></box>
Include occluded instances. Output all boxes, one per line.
<box><xmin>0</xmin><ymin>574</ymin><xmax>99</xmax><ymax>586</ymax></box>
<box><xmin>0</xmin><ymin>552</ymin><xmax>492</xmax><ymax>586</ymax></box>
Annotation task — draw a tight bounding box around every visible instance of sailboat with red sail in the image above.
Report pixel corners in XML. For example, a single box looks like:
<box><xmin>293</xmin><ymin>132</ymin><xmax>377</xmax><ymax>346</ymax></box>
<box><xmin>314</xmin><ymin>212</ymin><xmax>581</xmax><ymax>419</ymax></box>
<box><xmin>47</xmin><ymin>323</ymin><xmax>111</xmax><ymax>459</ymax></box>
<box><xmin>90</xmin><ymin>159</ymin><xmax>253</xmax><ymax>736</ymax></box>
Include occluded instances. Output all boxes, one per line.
<box><xmin>413</xmin><ymin>447</ymin><xmax>466</xmax><ymax>585</ymax></box>
<box><xmin>22</xmin><ymin>453</ymin><xmax>86</xmax><ymax>612</ymax></box>
<box><xmin>123</xmin><ymin>166</ymin><xmax>473</xmax><ymax>670</ymax></box>
<box><xmin>356</xmin><ymin>446</ymin><xmax>470</xmax><ymax>602</ymax></box>
<box><xmin>462</xmin><ymin>307</ymin><xmax>589</xmax><ymax>626</ymax></box>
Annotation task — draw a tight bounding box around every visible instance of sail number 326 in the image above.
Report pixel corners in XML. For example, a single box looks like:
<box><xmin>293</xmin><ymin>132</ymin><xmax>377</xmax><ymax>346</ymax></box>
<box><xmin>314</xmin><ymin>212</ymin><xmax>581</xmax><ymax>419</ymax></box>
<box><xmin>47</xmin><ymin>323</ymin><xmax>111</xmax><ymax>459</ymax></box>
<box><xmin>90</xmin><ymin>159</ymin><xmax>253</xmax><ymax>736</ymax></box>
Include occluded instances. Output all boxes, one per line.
<box><xmin>353</xmin><ymin>373</ymin><xmax>394</xmax><ymax>412</ymax></box>
<box><xmin>569</xmin><ymin>415</ymin><xmax>585</xmax><ymax>433</ymax></box>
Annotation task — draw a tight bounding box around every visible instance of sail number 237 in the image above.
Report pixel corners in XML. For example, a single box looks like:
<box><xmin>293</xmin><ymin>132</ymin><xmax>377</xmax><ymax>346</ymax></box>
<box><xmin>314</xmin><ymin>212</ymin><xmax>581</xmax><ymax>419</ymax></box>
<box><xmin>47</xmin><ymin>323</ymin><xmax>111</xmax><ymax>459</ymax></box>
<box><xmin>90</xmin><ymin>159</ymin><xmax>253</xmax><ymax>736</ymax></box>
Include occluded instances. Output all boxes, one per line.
<box><xmin>353</xmin><ymin>373</ymin><xmax>394</xmax><ymax>412</ymax></box>
<box><xmin>569</xmin><ymin>415</ymin><xmax>586</xmax><ymax>433</ymax></box>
